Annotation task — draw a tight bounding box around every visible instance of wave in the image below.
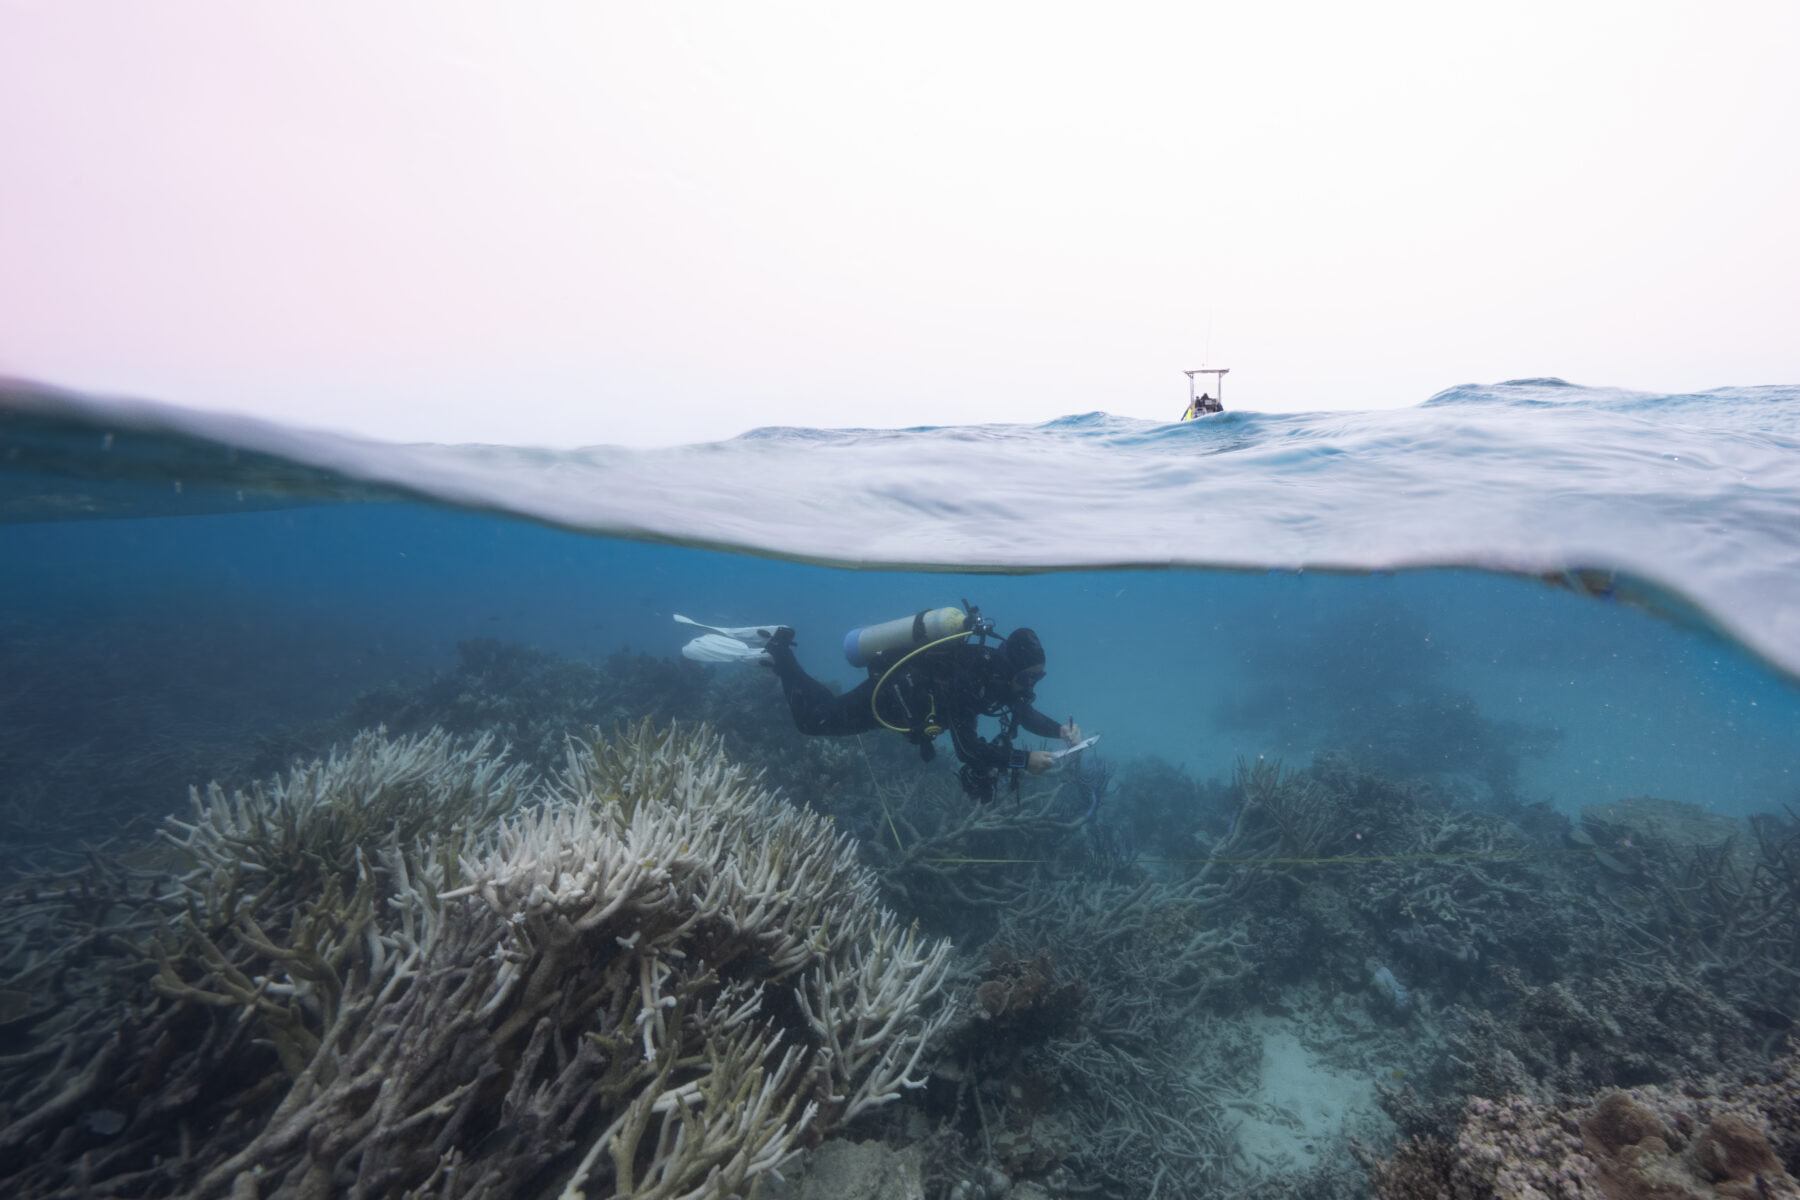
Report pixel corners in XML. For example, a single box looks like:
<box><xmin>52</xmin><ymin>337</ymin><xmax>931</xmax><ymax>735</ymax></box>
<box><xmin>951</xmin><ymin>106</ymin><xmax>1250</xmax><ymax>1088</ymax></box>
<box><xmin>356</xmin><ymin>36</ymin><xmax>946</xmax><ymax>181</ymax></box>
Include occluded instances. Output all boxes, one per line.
<box><xmin>4</xmin><ymin>375</ymin><xmax>1798</xmax><ymax>681</ymax></box>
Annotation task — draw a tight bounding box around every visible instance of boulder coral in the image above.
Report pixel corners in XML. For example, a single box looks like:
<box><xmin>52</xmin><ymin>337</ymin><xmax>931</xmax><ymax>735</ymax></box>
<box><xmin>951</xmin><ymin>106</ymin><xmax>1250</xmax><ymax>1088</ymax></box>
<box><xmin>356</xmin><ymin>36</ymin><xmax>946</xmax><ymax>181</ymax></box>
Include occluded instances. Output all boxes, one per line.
<box><xmin>1368</xmin><ymin>1048</ymin><xmax>1800</xmax><ymax>1200</ymax></box>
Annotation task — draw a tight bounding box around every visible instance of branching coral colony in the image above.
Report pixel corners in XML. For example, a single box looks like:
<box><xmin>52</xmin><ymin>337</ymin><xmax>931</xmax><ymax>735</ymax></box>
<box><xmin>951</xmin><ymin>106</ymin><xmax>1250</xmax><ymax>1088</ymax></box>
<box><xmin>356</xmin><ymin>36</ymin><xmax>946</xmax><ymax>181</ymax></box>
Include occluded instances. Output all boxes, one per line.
<box><xmin>0</xmin><ymin>720</ymin><xmax>955</xmax><ymax>1199</ymax></box>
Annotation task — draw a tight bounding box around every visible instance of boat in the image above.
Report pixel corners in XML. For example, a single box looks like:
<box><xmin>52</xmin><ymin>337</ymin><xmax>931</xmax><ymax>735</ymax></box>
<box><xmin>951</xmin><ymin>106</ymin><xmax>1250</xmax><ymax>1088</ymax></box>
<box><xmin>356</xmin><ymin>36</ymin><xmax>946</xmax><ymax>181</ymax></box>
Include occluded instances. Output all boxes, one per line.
<box><xmin>1181</xmin><ymin>367</ymin><xmax>1228</xmax><ymax>419</ymax></box>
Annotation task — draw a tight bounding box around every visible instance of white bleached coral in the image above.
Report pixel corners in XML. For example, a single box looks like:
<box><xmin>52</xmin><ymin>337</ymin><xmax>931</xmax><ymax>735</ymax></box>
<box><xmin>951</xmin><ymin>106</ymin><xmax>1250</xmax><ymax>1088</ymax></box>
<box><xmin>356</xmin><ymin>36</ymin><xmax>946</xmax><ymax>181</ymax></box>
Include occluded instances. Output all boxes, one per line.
<box><xmin>446</xmin><ymin>719</ymin><xmax>957</xmax><ymax>1193</ymax></box>
<box><xmin>29</xmin><ymin>719</ymin><xmax>956</xmax><ymax>1200</ymax></box>
<box><xmin>161</xmin><ymin>725</ymin><xmax>533</xmax><ymax>890</ymax></box>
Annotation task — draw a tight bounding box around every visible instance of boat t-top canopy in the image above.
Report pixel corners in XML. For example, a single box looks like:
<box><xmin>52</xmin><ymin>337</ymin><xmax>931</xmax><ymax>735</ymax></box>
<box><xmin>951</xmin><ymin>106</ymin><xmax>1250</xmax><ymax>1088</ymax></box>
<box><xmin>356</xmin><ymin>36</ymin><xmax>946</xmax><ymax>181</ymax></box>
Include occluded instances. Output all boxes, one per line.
<box><xmin>1183</xmin><ymin>367</ymin><xmax>1228</xmax><ymax>411</ymax></box>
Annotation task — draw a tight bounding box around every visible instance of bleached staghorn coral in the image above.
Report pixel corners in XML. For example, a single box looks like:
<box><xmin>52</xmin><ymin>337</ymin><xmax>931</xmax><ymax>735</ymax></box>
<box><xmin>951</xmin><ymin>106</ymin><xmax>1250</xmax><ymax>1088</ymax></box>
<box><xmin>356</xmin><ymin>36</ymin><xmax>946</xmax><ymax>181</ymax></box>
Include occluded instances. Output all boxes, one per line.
<box><xmin>3</xmin><ymin>728</ymin><xmax>524</xmax><ymax>1198</ymax></box>
<box><xmin>448</xmin><ymin>719</ymin><xmax>957</xmax><ymax>1198</ymax></box>
<box><xmin>143</xmin><ymin>728</ymin><xmax>529</xmax><ymax>1083</ymax></box>
<box><xmin>2</xmin><ymin>720</ymin><xmax>955</xmax><ymax>1199</ymax></box>
<box><xmin>798</xmin><ymin>909</ymin><xmax>957</xmax><ymax>1123</ymax></box>
<box><xmin>160</xmin><ymin>726</ymin><xmax>532</xmax><ymax>900</ymax></box>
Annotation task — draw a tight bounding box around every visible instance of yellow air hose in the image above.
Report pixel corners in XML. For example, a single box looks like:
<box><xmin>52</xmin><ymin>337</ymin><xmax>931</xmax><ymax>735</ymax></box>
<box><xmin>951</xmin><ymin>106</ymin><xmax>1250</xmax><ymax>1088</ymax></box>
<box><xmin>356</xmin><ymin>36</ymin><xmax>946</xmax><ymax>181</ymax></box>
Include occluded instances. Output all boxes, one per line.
<box><xmin>869</xmin><ymin>631</ymin><xmax>975</xmax><ymax>733</ymax></box>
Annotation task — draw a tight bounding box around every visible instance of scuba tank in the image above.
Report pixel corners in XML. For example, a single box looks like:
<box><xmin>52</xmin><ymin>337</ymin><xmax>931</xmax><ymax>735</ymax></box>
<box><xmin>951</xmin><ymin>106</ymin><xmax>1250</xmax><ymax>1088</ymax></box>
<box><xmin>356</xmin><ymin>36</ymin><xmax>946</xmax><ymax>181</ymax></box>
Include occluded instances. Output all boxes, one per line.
<box><xmin>849</xmin><ymin>602</ymin><xmax>1020</xmax><ymax>797</ymax></box>
<box><xmin>842</xmin><ymin>607</ymin><xmax>968</xmax><ymax>669</ymax></box>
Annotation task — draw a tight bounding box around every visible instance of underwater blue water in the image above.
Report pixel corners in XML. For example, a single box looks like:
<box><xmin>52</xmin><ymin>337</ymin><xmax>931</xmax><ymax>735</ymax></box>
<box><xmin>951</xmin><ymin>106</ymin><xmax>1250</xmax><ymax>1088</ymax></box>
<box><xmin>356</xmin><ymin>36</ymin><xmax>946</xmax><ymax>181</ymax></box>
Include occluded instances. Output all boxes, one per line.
<box><xmin>2</xmin><ymin>375</ymin><xmax>1796</xmax><ymax>822</ymax></box>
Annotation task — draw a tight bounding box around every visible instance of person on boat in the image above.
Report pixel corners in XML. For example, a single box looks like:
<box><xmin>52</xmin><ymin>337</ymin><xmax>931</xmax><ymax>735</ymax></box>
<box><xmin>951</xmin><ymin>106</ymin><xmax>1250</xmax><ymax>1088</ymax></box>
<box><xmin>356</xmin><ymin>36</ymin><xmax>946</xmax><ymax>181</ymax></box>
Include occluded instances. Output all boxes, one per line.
<box><xmin>1181</xmin><ymin>392</ymin><xmax>1221</xmax><ymax>420</ymax></box>
<box><xmin>764</xmin><ymin>624</ymin><xmax>1081</xmax><ymax>804</ymax></box>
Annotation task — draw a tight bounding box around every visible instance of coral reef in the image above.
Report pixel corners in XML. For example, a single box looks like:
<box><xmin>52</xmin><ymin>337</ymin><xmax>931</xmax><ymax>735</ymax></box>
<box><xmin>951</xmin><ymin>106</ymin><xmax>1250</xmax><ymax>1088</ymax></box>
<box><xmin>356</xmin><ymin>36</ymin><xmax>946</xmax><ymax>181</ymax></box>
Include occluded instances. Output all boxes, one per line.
<box><xmin>943</xmin><ymin>832</ymin><xmax>1263</xmax><ymax>1195</ymax></box>
<box><xmin>759</xmin><ymin>1138</ymin><xmax>928</xmax><ymax>1200</ymax></box>
<box><xmin>1367</xmin><ymin>1047</ymin><xmax>1800</xmax><ymax>1199</ymax></box>
<box><xmin>867</xmin><ymin>774</ymin><xmax>1087</xmax><ymax>928</ymax></box>
<box><xmin>973</xmin><ymin>946</ymin><xmax>1084</xmax><ymax>1033</ymax></box>
<box><xmin>1576</xmin><ymin>798</ymin><xmax>1800</xmax><ymax>1034</ymax></box>
<box><xmin>1445</xmin><ymin>962</ymin><xmax>1760</xmax><ymax>1105</ymax></box>
<box><xmin>0</xmin><ymin>721</ymin><xmax>954</xmax><ymax>1198</ymax></box>
<box><xmin>937</xmin><ymin>748</ymin><xmax>1799</xmax><ymax>1199</ymax></box>
<box><xmin>10</xmin><ymin>635</ymin><xmax>1799</xmax><ymax>1200</ymax></box>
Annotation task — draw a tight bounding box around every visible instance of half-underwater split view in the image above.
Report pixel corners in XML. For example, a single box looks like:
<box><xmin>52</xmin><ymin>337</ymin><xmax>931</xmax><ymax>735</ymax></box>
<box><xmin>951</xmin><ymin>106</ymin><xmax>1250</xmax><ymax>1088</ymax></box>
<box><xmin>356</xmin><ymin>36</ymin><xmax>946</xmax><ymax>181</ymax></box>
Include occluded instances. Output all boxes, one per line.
<box><xmin>2</xmin><ymin>380</ymin><xmax>1798</xmax><ymax>1200</ymax></box>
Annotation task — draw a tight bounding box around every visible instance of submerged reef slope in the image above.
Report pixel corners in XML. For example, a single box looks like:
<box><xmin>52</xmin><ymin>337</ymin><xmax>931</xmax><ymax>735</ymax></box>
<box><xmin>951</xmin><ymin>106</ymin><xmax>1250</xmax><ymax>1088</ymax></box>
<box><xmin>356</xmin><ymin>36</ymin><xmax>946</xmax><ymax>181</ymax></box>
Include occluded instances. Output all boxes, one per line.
<box><xmin>0</xmin><ymin>721</ymin><xmax>953</xmax><ymax>1199</ymax></box>
<box><xmin>7</xmin><ymin>643</ymin><xmax>1800</xmax><ymax>1199</ymax></box>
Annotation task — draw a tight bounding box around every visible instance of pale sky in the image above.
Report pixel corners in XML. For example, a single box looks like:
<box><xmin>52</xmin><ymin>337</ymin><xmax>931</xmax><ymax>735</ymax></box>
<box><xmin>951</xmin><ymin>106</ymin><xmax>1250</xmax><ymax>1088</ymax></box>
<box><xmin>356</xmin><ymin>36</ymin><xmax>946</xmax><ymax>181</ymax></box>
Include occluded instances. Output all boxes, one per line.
<box><xmin>2</xmin><ymin>1</ymin><xmax>1796</xmax><ymax>447</ymax></box>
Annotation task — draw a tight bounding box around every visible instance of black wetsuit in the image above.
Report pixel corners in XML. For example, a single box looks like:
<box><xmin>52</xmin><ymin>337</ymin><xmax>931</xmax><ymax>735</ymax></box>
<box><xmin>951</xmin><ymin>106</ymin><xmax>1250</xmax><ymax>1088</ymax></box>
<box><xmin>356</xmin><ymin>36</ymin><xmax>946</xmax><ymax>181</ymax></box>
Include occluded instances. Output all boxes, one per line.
<box><xmin>770</xmin><ymin>640</ymin><xmax>1063</xmax><ymax>802</ymax></box>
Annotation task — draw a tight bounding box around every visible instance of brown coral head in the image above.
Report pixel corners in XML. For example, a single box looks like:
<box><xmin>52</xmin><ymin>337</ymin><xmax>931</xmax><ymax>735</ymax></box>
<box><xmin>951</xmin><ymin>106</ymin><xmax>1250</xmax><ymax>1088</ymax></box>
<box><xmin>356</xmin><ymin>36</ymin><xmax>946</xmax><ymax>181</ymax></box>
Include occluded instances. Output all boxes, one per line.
<box><xmin>1695</xmin><ymin>1113</ymin><xmax>1781</xmax><ymax>1185</ymax></box>
<box><xmin>977</xmin><ymin>979</ymin><xmax>1012</xmax><ymax>1018</ymax></box>
<box><xmin>978</xmin><ymin>944</ymin><xmax>1054</xmax><ymax>1017</ymax></box>
<box><xmin>1581</xmin><ymin>1091</ymin><xmax>1667</xmax><ymax>1157</ymax></box>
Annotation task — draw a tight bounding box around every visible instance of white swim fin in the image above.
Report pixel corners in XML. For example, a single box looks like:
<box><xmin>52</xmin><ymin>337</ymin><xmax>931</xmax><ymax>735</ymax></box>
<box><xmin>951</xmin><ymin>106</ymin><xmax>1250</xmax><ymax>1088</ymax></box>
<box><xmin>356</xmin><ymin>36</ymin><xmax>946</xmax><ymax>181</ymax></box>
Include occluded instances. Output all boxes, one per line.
<box><xmin>674</xmin><ymin>614</ymin><xmax>788</xmax><ymax>645</ymax></box>
<box><xmin>674</xmin><ymin>615</ymin><xmax>790</xmax><ymax>664</ymax></box>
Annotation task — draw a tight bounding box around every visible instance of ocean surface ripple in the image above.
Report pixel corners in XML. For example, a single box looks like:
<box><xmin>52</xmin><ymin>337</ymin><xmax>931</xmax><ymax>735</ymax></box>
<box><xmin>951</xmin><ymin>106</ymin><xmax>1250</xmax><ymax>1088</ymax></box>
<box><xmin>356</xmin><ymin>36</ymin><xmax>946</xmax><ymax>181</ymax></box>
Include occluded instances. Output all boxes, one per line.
<box><xmin>3</xmin><ymin>376</ymin><xmax>1797</xmax><ymax>680</ymax></box>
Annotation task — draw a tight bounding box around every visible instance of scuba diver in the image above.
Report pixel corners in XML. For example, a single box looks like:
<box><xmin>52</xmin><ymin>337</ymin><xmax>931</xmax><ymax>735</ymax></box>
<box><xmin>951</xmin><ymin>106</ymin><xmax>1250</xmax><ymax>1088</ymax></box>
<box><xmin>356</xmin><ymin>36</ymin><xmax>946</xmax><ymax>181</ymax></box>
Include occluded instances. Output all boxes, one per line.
<box><xmin>676</xmin><ymin>606</ymin><xmax>1083</xmax><ymax>803</ymax></box>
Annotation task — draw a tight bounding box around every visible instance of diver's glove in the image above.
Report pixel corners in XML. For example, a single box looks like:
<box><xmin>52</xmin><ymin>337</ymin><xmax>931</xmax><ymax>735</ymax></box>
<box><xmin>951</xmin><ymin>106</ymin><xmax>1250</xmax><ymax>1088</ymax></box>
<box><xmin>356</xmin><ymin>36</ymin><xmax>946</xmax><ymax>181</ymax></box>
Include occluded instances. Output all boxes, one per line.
<box><xmin>1007</xmin><ymin>747</ymin><xmax>1057</xmax><ymax>775</ymax></box>
<box><xmin>761</xmin><ymin>626</ymin><xmax>800</xmax><ymax>675</ymax></box>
